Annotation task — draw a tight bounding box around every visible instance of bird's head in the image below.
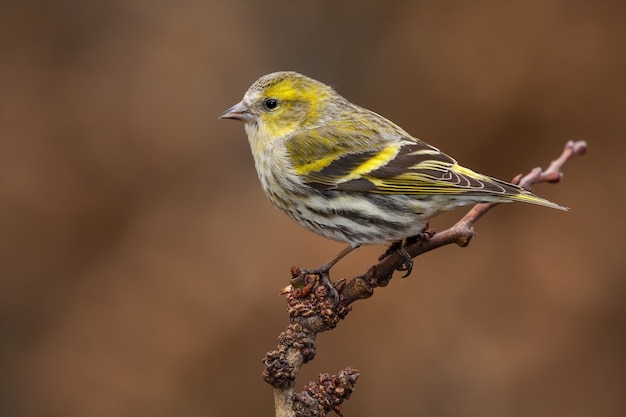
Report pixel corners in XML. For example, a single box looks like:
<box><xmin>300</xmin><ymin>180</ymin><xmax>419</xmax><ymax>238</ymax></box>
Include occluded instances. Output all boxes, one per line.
<box><xmin>220</xmin><ymin>71</ymin><xmax>335</xmax><ymax>138</ymax></box>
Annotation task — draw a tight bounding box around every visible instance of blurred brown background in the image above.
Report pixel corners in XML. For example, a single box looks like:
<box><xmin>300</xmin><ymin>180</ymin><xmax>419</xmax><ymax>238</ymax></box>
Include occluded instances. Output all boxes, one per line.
<box><xmin>1</xmin><ymin>1</ymin><xmax>624</xmax><ymax>416</ymax></box>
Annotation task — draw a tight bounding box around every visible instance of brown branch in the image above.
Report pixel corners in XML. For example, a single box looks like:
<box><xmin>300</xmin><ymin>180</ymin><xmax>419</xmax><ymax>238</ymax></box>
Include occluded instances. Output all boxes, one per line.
<box><xmin>263</xmin><ymin>140</ymin><xmax>587</xmax><ymax>417</ymax></box>
<box><xmin>293</xmin><ymin>368</ymin><xmax>360</xmax><ymax>417</ymax></box>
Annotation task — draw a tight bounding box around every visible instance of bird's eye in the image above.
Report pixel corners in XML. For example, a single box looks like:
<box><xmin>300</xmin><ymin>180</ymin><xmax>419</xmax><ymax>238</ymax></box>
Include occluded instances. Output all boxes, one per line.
<box><xmin>264</xmin><ymin>98</ymin><xmax>278</xmax><ymax>110</ymax></box>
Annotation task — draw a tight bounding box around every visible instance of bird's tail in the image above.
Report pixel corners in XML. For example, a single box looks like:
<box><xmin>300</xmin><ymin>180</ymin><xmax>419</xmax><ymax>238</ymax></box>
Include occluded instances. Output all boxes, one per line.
<box><xmin>492</xmin><ymin>177</ymin><xmax>568</xmax><ymax>211</ymax></box>
<box><xmin>508</xmin><ymin>189</ymin><xmax>568</xmax><ymax>210</ymax></box>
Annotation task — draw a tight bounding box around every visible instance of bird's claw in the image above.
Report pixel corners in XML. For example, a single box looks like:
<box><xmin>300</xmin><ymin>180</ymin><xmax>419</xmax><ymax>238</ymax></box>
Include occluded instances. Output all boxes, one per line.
<box><xmin>378</xmin><ymin>240</ymin><xmax>414</xmax><ymax>277</ymax></box>
<box><xmin>395</xmin><ymin>246</ymin><xmax>413</xmax><ymax>278</ymax></box>
<box><xmin>380</xmin><ymin>231</ymin><xmax>435</xmax><ymax>278</ymax></box>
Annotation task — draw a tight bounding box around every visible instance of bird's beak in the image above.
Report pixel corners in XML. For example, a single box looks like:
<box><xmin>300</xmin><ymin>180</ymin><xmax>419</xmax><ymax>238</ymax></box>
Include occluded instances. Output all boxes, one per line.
<box><xmin>219</xmin><ymin>100</ymin><xmax>255</xmax><ymax>123</ymax></box>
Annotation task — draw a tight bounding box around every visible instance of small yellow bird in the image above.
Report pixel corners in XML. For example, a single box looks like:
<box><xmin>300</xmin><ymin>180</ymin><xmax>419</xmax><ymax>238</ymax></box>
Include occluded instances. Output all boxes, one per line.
<box><xmin>221</xmin><ymin>71</ymin><xmax>565</xmax><ymax>271</ymax></box>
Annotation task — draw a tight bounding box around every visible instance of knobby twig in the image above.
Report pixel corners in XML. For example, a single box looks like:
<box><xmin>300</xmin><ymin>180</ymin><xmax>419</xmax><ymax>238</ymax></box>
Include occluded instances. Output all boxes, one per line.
<box><xmin>263</xmin><ymin>140</ymin><xmax>587</xmax><ymax>417</ymax></box>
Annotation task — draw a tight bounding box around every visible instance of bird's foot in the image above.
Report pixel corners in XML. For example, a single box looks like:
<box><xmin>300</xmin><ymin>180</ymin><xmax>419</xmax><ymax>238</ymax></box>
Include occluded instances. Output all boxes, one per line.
<box><xmin>380</xmin><ymin>230</ymin><xmax>435</xmax><ymax>278</ymax></box>
<box><xmin>378</xmin><ymin>240</ymin><xmax>413</xmax><ymax>277</ymax></box>
<box><xmin>395</xmin><ymin>245</ymin><xmax>414</xmax><ymax>278</ymax></box>
<box><xmin>305</xmin><ymin>244</ymin><xmax>360</xmax><ymax>305</ymax></box>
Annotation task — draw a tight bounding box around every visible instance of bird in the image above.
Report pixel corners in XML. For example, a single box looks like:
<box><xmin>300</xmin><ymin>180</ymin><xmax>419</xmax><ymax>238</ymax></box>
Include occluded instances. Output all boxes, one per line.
<box><xmin>220</xmin><ymin>71</ymin><xmax>566</xmax><ymax>274</ymax></box>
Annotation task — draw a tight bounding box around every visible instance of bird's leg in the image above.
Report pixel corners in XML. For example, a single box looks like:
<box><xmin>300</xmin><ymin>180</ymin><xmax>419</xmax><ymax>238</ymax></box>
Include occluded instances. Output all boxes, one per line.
<box><xmin>317</xmin><ymin>243</ymin><xmax>361</xmax><ymax>274</ymax></box>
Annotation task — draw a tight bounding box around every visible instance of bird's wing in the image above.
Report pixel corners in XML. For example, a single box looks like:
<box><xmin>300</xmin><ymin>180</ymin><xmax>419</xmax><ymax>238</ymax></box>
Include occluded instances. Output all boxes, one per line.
<box><xmin>287</xmin><ymin>127</ymin><xmax>514</xmax><ymax>196</ymax></box>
